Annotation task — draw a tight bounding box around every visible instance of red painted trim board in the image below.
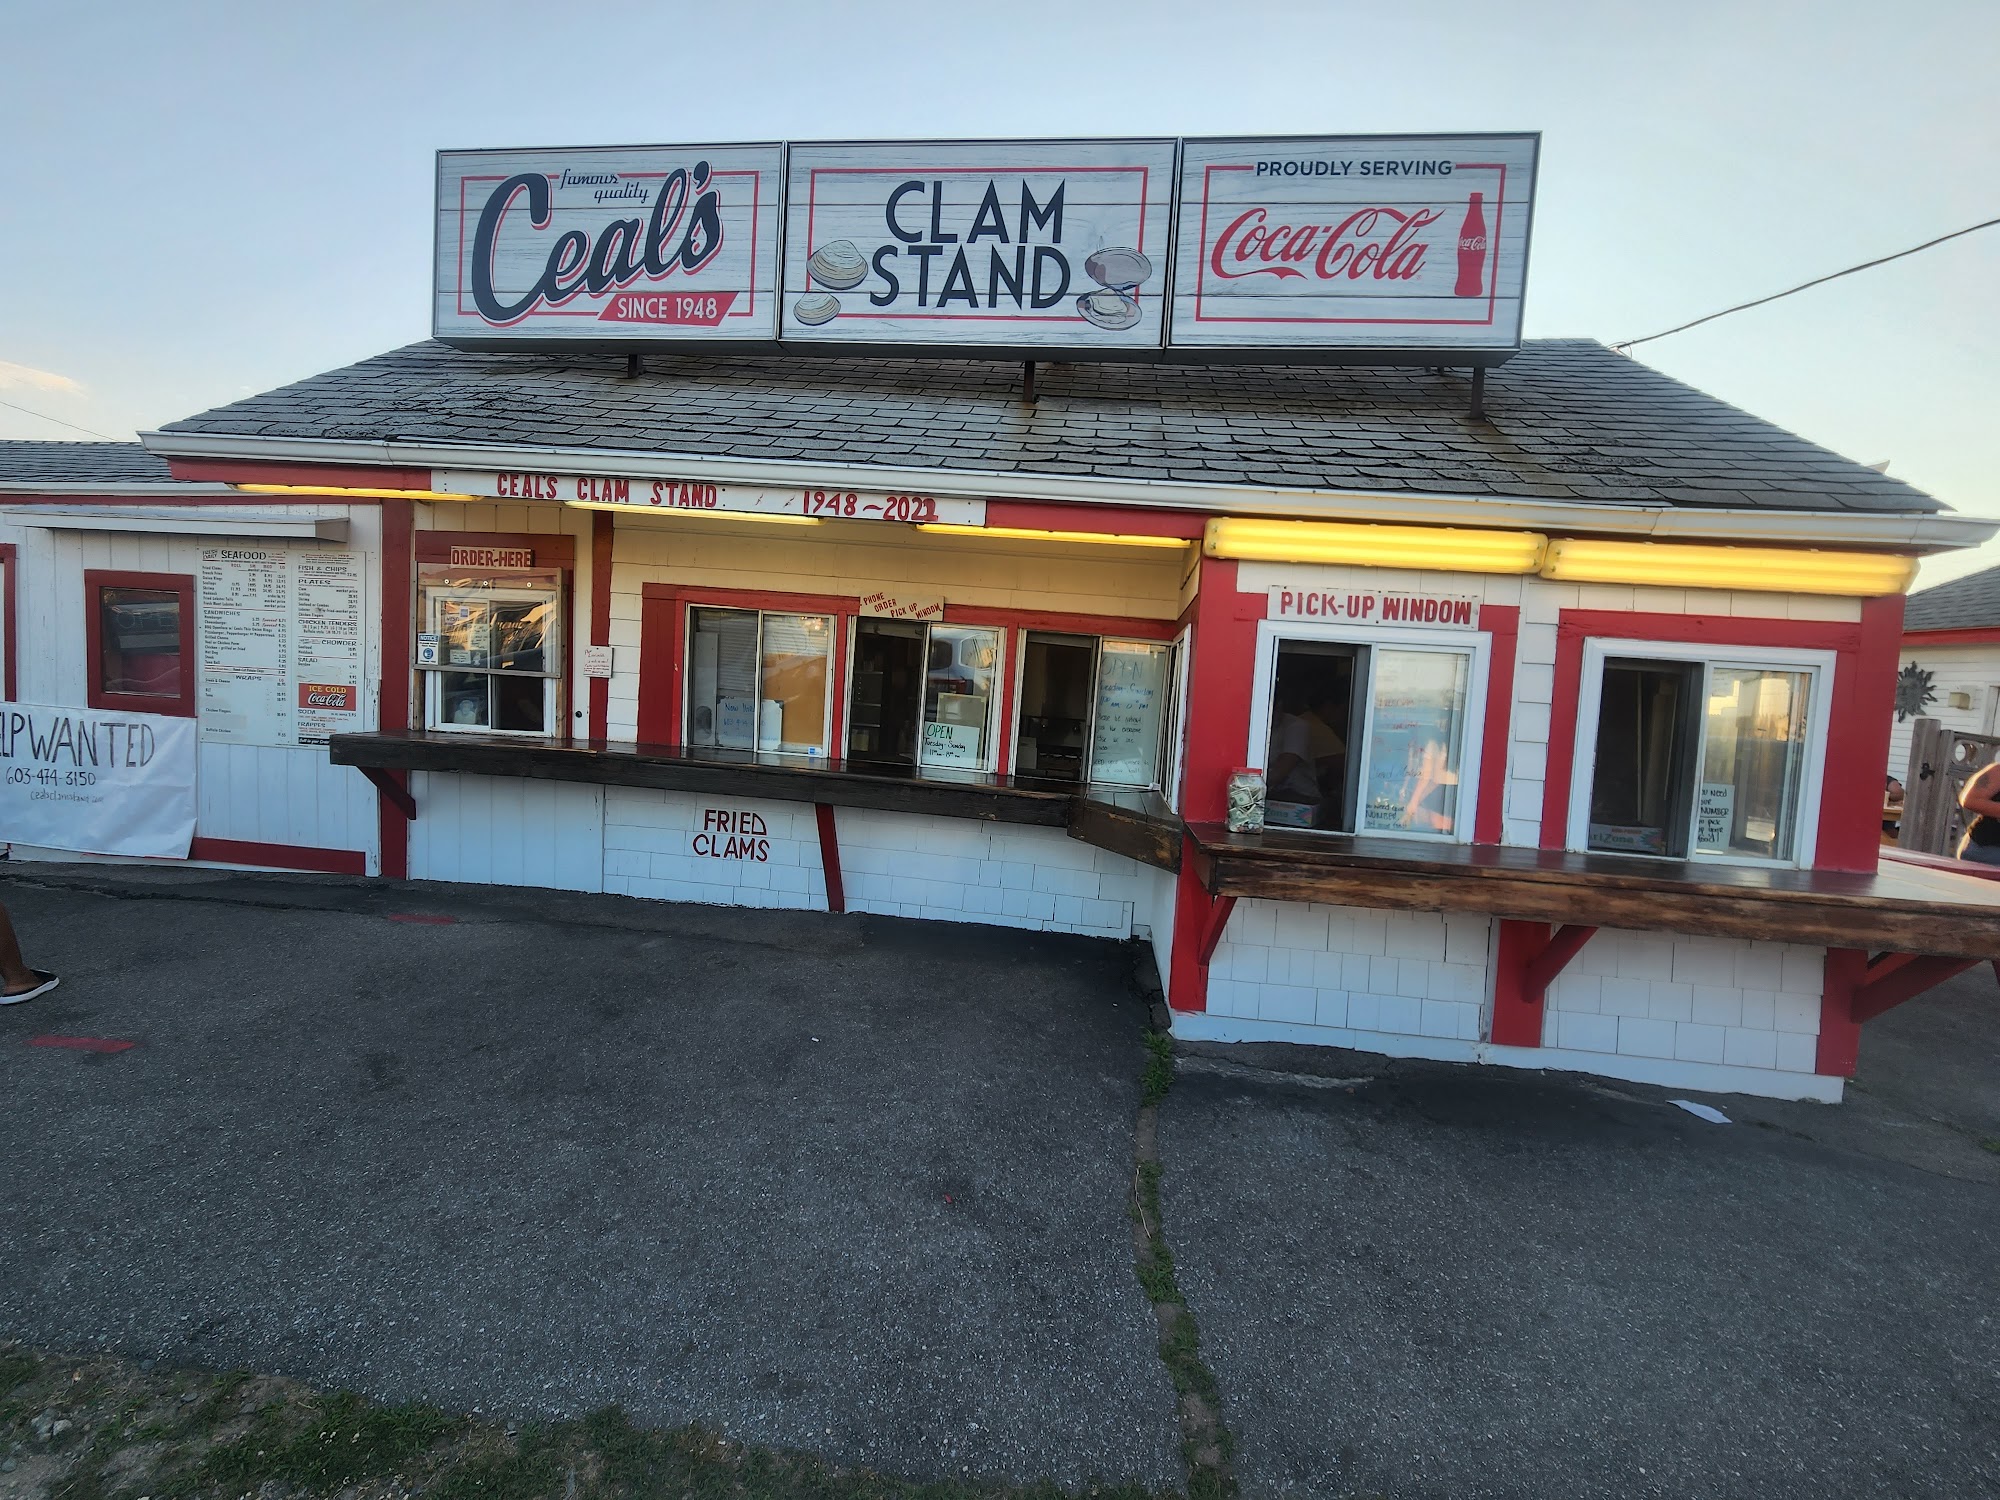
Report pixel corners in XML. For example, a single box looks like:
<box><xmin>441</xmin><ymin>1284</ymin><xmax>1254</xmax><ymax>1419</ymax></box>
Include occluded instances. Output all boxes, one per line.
<box><xmin>588</xmin><ymin>510</ymin><xmax>614</xmax><ymax>740</ymax></box>
<box><xmin>83</xmin><ymin>568</ymin><xmax>197</xmax><ymax>718</ymax></box>
<box><xmin>1901</xmin><ymin>626</ymin><xmax>2000</xmax><ymax>647</ymax></box>
<box><xmin>0</xmin><ymin>542</ymin><xmax>15</xmax><ymax>701</ymax></box>
<box><xmin>163</xmin><ymin>460</ymin><xmax>434</xmax><ymax>490</ymax></box>
<box><xmin>981</xmin><ymin>500</ymin><xmax>1208</xmax><ymax>539</ymax></box>
<box><xmin>1473</xmin><ymin>604</ymin><xmax>1519</xmax><ymax>844</ymax></box>
<box><xmin>814</xmin><ymin>803</ymin><xmax>845</xmax><ymax>913</ymax></box>
<box><xmin>188</xmin><ymin>837</ymin><xmax>367</xmax><ymax>876</ymax></box>
<box><xmin>377</xmin><ymin>500</ymin><xmax>413</xmax><ymax>880</ymax></box>
<box><xmin>944</xmin><ymin>605</ymin><xmax>1177</xmax><ymax>640</ymax></box>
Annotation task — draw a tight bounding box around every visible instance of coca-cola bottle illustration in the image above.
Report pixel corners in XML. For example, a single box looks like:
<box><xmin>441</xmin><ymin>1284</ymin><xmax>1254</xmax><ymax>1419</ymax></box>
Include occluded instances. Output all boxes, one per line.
<box><xmin>1454</xmin><ymin>192</ymin><xmax>1487</xmax><ymax>297</ymax></box>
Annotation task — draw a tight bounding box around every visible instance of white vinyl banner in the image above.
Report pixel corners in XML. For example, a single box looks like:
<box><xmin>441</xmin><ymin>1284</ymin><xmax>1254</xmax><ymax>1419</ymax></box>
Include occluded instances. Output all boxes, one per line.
<box><xmin>0</xmin><ymin>702</ymin><xmax>197</xmax><ymax>859</ymax></box>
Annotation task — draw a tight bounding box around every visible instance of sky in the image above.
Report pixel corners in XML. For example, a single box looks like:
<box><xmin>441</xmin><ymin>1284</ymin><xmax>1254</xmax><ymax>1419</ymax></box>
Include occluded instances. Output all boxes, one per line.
<box><xmin>2</xmin><ymin>0</ymin><xmax>1995</xmax><ymax>585</ymax></box>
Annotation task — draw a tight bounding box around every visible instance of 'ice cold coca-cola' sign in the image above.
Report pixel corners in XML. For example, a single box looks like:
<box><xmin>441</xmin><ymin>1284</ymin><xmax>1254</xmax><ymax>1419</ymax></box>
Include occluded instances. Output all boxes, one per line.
<box><xmin>1171</xmin><ymin>135</ymin><xmax>1539</xmax><ymax>351</ymax></box>
<box><xmin>435</xmin><ymin>144</ymin><xmax>783</xmax><ymax>344</ymax></box>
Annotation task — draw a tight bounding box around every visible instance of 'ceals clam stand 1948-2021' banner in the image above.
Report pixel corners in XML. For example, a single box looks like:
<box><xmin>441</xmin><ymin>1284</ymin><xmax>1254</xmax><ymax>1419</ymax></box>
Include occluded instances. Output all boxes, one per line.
<box><xmin>0</xmin><ymin>703</ymin><xmax>197</xmax><ymax>859</ymax></box>
<box><xmin>434</xmin><ymin>133</ymin><xmax>1537</xmax><ymax>363</ymax></box>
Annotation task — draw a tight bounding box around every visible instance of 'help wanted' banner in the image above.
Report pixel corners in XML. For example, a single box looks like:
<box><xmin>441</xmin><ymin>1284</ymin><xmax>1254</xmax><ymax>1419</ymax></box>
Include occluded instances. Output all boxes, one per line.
<box><xmin>0</xmin><ymin>703</ymin><xmax>196</xmax><ymax>859</ymax></box>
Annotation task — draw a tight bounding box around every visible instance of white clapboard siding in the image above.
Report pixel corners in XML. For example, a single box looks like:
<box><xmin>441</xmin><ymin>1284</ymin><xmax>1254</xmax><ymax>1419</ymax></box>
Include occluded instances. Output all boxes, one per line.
<box><xmin>0</xmin><ymin>506</ymin><xmax>382</xmax><ymax>869</ymax></box>
<box><xmin>1890</xmin><ymin>644</ymin><xmax>2000</xmax><ymax>783</ymax></box>
<box><xmin>406</xmin><ymin>771</ymin><xmax>604</xmax><ymax>892</ymax></box>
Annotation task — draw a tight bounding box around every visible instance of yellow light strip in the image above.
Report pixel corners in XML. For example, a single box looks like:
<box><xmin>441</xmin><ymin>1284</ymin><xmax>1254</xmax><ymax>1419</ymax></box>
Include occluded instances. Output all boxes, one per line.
<box><xmin>1205</xmin><ymin>516</ymin><xmax>1546</xmax><ymax>573</ymax></box>
<box><xmin>915</xmin><ymin>523</ymin><xmax>1192</xmax><ymax>549</ymax></box>
<box><xmin>562</xmin><ymin>499</ymin><xmax>823</xmax><ymax>525</ymax></box>
<box><xmin>233</xmin><ymin>483</ymin><xmax>482</xmax><ymax>501</ymax></box>
<box><xmin>1540</xmin><ymin>538</ymin><xmax>1916</xmax><ymax>597</ymax></box>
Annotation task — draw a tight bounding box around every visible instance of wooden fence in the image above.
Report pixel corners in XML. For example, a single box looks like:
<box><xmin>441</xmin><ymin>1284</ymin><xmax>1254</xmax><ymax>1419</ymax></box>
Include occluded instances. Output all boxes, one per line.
<box><xmin>1898</xmin><ymin>717</ymin><xmax>2000</xmax><ymax>856</ymax></box>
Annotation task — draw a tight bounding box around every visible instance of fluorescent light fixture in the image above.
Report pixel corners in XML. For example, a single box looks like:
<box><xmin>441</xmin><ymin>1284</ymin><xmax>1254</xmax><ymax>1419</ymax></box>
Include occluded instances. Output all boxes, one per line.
<box><xmin>1205</xmin><ymin>516</ymin><xmax>1546</xmax><ymax>573</ymax></box>
<box><xmin>1540</xmin><ymin>538</ymin><xmax>1916</xmax><ymax>597</ymax></box>
<box><xmin>233</xmin><ymin>483</ymin><xmax>481</xmax><ymax>501</ymax></box>
<box><xmin>562</xmin><ymin>500</ymin><xmax>823</xmax><ymax>525</ymax></box>
<box><xmin>915</xmin><ymin>523</ymin><xmax>1192</xmax><ymax>549</ymax></box>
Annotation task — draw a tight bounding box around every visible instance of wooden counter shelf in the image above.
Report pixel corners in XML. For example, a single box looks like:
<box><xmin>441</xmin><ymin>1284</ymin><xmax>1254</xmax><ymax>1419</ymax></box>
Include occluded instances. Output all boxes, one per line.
<box><xmin>330</xmin><ymin>729</ymin><xmax>1078</xmax><ymax>827</ymax></box>
<box><xmin>1183</xmin><ymin>821</ymin><xmax>2000</xmax><ymax>959</ymax></box>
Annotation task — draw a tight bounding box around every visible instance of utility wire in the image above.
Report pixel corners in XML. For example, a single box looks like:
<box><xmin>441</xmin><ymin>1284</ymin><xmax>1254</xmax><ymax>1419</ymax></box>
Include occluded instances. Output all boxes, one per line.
<box><xmin>1613</xmin><ymin>216</ymin><xmax>2000</xmax><ymax>352</ymax></box>
<box><xmin>0</xmin><ymin>395</ymin><xmax>120</xmax><ymax>442</ymax></box>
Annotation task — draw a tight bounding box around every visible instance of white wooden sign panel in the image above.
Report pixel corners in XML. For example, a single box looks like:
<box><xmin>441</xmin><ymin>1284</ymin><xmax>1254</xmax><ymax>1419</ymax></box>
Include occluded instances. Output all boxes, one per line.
<box><xmin>1173</xmin><ymin>135</ymin><xmax>1538</xmax><ymax>350</ymax></box>
<box><xmin>781</xmin><ymin>140</ymin><xmax>1177</xmax><ymax>349</ymax></box>
<box><xmin>435</xmin><ymin>145</ymin><xmax>782</xmax><ymax>343</ymax></box>
<box><xmin>434</xmin><ymin>471</ymin><xmax>987</xmax><ymax>526</ymax></box>
<box><xmin>0</xmin><ymin>702</ymin><xmax>196</xmax><ymax>859</ymax></box>
<box><xmin>1269</xmin><ymin>585</ymin><xmax>1480</xmax><ymax>628</ymax></box>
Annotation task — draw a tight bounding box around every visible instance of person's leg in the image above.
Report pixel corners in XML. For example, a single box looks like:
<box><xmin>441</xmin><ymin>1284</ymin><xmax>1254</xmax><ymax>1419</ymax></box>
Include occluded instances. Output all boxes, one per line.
<box><xmin>0</xmin><ymin>900</ymin><xmax>40</xmax><ymax>993</ymax></box>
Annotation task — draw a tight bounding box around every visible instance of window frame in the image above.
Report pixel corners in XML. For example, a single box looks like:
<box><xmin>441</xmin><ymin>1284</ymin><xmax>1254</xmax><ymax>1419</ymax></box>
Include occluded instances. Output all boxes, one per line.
<box><xmin>1006</xmin><ymin>628</ymin><xmax>1180</xmax><ymax>791</ymax></box>
<box><xmin>417</xmin><ymin>574</ymin><xmax>566</xmax><ymax>739</ymax></box>
<box><xmin>1566</xmin><ymin>637</ymin><xmax>1836</xmax><ymax>869</ymax></box>
<box><xmin>85</xmin><ymin>568</ymin><xmax>196</xmax><ymax>718</ymax></box>
<box><xmin>1245</xmin><ymin>617</ymin><xmax>1490</xmax><ymax>844</ymax></box>
<box><xmin>684</xmin><ymin>602</ymin><xmax>841</xmax><ymax>759</ymax></box>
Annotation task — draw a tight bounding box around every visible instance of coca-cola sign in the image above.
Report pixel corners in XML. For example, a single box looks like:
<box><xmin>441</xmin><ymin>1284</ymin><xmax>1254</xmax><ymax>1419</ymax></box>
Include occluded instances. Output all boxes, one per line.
<box><xmin>435</xmin><ymin>145</ymin><xmax>782</xmax><ymax>346</ymax></box>
<box><xmin>1171</xmin><ymin>134</ymin><xmax>1537</xmax><ymax>352</ymax></box>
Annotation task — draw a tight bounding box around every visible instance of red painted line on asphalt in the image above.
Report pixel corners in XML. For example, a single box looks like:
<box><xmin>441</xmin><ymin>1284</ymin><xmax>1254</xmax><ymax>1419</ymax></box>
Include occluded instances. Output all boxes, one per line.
<box><xmin>386</xmin><ymin>913</ymin><xmax>456</xmax><ymax>924</ymax></box>
<box><xmin>28</xmin><ymin>1036</ymin><xmax>137</xmax><ymax>1054</ymax></box>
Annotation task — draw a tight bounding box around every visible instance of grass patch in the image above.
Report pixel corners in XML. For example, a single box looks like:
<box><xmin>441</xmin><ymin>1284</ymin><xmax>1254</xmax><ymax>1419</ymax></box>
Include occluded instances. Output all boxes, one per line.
<box><xmin>200</xmin><ymin>1390</ymin><xmax>463</xmax><ymax>1491</ymax></box>
<box><xmin>1981</xmin><ymin>1138</ymin><xmax>2000</xmax><ymax>1155</ymax></box>
<box><xmin>0</xmin><ymin>1345</ymin><xmax>1173</xmax><ymax>1500</ymax></box>
<box><xmin>1140</xmin><ymin>1033</ymin><xmax>1175</xmax><ymax>1106</ymax></box>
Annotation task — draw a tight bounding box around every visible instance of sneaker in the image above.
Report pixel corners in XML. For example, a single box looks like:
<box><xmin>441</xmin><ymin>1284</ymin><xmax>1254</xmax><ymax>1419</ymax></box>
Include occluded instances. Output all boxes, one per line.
<box><xmin>0</xmin><ymin>970</ymin><xmax>59</xmax><ymax>1005</ymax></box>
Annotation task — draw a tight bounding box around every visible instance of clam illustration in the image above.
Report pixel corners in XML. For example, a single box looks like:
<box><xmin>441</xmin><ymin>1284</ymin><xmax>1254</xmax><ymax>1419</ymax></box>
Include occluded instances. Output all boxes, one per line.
<box><xmin>806</xmin><ymin>239</ymin><xmax>868</xmax><ymax>290</ymax></box>
<box><xmin>1076</xmin><ymin>288</ymin><xmax>1141</xmax><ymax>331</ymax></box>
<box><xmin>1084</xmin><ymin>247</ymin><xmax>1153</xmax><ymax>291</ymax></box>
<box><xmin>793</xmin><ymin>292</ymin><xmax>841</xmax><ymax>326</ymax></box>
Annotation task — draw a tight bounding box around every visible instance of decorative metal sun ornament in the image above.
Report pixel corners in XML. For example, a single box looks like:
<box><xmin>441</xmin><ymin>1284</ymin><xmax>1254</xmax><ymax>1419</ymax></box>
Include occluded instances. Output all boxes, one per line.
<box><xmin>1895</xmin><ymin>663</ymin><xmax>1937</xmax><ymax>722</ymax></box>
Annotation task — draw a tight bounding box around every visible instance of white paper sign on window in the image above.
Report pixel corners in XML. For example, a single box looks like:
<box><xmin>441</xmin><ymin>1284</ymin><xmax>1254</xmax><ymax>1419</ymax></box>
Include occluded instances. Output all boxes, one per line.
<box><xmin>0</xmin><ymin>702</ymin><xmax>196</xmax><ymax>859</ymax></box>
<box><xmin>1696</xmin><ymin>782</ymin><xmax>1737</xmax><ymax>849</ymax></box>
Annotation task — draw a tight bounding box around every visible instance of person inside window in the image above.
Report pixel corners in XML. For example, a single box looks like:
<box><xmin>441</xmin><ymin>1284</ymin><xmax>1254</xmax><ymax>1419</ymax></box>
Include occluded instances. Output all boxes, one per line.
<box><xmin>1266</xmin><ymin>684</ymin><xmax>1322</xmax><ymax>820</ymax></box>
<box><xmin>1955</xmin><ymin>756</ymin><xmax>2000</xmax><ymax>866</ymax></box>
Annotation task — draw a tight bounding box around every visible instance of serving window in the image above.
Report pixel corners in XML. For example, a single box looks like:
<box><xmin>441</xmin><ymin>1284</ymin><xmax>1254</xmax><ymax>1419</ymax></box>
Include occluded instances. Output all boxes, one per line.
<box><xmin>1014</xmin><ymin>632</ymin><xmax>1175</xmax><ymax>789</ymax></box>
<box><xmin>1249</xmin><ymin>622</ymin><xmax>1486</xmax><ymax>840</ymax></box>
<box><xmin>1571</xmin><ymin>642</ymin><xmax>1830</xmax><ymax>865</ymax></box>
<box><xmin>418</xmin><ymin>569</ymin><xmax>563</xmax><ymax>736</ymax></box>
<box><xmin>847</xmin><ymin>619</ymin><xmax>1004</xmax><ymax>772</ymax></box>
<box><xmin>687</xmin><ymin>606</ymin><xmax>836</xmax><ymax>756</ymax></box>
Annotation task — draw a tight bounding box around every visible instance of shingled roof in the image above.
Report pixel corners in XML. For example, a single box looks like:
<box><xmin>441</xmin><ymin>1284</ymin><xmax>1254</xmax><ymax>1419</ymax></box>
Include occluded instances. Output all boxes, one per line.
<box><xmin>155</xmin><ymin>338</ymin><xmax>1940</xmax><ymax>516</ymax></box>
<box><xmin>0</xmin><ymin>441</ymin><xmax>176</xmax><ymax>486</ymax></box>
<box><xmin>1905</xmin><ymin>562</ymin><xmax>2000</xmax><ymax>632</ymax></box>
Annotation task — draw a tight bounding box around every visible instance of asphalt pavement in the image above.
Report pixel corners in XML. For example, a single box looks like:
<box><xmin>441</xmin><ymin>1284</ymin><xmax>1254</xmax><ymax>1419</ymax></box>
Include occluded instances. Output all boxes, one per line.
<box><xmin>3</xmin><ymin>865</ymin><xmax>1996</xmax><ymax>1498</ymax></box>
<box><xmin>1162</xmin><ymin>971</ymin><xmax>2000</xmax><ymax>1499</ymax></box>
<box><xmin>0</xmin><ymin>867</ymin><xmax>1179</xmax><ymax>1486</ymax></box>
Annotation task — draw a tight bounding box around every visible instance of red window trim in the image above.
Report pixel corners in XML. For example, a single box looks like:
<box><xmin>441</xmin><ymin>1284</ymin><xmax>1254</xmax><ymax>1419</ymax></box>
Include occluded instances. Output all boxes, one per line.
<box><xmin>0</xmin><ymin>542</ymin><xmax>15</xmax><ymax>702</ymax></box>
<box><xmin>635</xmin><ymin>583</ymin><xmax>1177</xmax><ymax>758</ymax></box>
<box><xmin>1901</xmin><ymin>626</ymin><xmax>2000</xmax><ymax>647</ymax></box>
<box><xmin>416</xmin><ymin>530</ymin><xmax>576</xmax><ymax>737</ymax></box>
<box><xmin>1540</xmin><ymin>607</ymin><xmax>1876</xmax><ymax>872</ymax></box>
<box><xmin>84</xmin><ymin>569</ymin><xmax>196</xmax><ymax>719</ymax></box>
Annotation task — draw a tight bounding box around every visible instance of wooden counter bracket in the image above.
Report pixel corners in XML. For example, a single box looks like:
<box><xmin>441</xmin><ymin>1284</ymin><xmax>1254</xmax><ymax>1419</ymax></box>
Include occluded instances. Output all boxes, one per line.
<box><xmin>814</xmin><ymin>803</ymin><xmax>845</xmax><ymax>915</ymax></box>
<box><xmin>1491</xmin><ymin>919</ymin><xmax>1597</xmax><ymax>1049</ymax></box>
<box><xmin>359</xmin><ymin>766</ymin><xmax>416</xmax><ymax>822</ymax></box>
<box><xmin>1196</xmin><ymin>895</ymin><xmax>1237</xmax><ymax>968</ymax></box>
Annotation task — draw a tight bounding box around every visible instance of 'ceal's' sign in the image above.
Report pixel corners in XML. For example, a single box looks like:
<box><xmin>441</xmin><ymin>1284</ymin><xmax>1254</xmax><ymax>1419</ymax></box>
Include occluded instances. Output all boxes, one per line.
<box><xmin>435</xmin><ymin>144</ymin><xmax>783</xmax><ymax>344</ymax></box>
<box><xmin>432</xmin><ymin>134</ymin><xmax>1538</xmax><ymax>363</ymax></box>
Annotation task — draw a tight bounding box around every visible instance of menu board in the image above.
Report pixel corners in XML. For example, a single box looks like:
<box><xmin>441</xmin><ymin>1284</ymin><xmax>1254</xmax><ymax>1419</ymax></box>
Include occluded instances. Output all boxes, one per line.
<box><xmin>198</xmin><ymin>549</ymin><xmax>365</xmax><ymax>747</ymax></box>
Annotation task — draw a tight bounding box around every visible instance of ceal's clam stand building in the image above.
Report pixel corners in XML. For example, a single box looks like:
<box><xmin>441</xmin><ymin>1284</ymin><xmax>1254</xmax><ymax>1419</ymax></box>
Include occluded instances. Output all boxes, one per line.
<box><xmin>6</xmin><ymin>133</ymin><xmax>1997</xmax><ymax>1102</ymax></box>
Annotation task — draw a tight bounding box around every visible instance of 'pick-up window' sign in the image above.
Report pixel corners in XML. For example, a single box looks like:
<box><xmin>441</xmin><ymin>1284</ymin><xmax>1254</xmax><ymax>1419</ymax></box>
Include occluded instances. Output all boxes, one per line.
<box><xmin>1270</xmin><ymin>586</ymin><xmax>1479</xmax><ymax>628</ymax></box>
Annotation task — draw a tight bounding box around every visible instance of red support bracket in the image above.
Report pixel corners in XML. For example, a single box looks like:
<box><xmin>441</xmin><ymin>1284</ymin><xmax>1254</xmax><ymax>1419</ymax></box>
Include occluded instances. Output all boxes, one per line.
<box><xmin>814</xmin><ymin>803</ymin><xmax>845</xmax><ymax>914</ymax></box>
<box><xmin>1492</xmin><ymin>920</ymin><xmax>1598</xmax><ymax>1048</ymax></box>
<box><xmin>359</xmin><ymin>767</ymin><xmax>416</xmax><ymax>822</ymax></box>
<box><xmin>1196</xmin><ymin>894</ymin><xmax>1237</xmax><ymax>967</ymax></box>
<box><xmin>1821</xmin><ymin>948</ymin><xmax>1998</xmax><ymax>1076</ymax></box>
